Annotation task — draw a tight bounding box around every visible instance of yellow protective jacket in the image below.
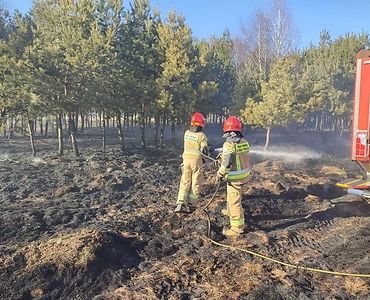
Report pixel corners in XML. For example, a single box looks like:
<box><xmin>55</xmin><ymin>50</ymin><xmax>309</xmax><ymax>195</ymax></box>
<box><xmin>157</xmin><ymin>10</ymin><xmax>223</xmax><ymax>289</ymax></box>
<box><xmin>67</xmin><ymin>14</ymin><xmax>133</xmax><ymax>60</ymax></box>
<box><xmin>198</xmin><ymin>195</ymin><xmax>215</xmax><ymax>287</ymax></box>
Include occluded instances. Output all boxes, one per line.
<box><xmin>218</xmin><ymin>136</ymin><xmax>251</xmax><ymax>184</ymax></box>
<box><xmin>182</xmin><ymin>129</ymin><xmax>208</xmax><ymax>160</ymax></box>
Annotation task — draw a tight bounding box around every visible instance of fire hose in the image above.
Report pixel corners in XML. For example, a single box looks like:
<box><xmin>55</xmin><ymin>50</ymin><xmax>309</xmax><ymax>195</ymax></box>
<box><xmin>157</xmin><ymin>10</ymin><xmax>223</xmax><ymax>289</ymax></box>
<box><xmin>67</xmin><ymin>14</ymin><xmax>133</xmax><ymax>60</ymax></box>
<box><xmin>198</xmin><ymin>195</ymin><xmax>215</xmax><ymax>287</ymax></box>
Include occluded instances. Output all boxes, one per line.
<box><xmin>199</xmin><ymin>156</ymin><xmax>370</xmax><ymax>279</ymax></box>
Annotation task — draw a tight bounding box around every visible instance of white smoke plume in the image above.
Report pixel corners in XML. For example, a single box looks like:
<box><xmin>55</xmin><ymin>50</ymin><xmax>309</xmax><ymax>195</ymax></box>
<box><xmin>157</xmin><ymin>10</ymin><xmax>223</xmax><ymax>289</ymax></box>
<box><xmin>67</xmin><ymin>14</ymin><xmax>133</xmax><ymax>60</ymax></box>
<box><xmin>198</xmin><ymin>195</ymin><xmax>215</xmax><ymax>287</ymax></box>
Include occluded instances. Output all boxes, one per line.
<box><xmin>250</xmin><ymin>146</ymin><xmax>322</xmax><ymax>162</ymax></box>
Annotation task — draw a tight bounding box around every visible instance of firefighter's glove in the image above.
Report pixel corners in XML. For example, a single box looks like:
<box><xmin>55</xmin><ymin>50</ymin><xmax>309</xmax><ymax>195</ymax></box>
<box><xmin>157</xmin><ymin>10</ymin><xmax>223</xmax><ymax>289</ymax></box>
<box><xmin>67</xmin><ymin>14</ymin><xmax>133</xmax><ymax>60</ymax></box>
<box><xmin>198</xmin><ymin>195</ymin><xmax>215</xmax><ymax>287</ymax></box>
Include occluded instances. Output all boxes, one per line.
<box><xmin>201</xmin><ymin>146</ymin><xmax>210</xmax><ymax>157</ymax></box>
<box><xmin>214</xmin><ymin>152</ymin><xmax>222</xmax><ymax>168</ymax></box>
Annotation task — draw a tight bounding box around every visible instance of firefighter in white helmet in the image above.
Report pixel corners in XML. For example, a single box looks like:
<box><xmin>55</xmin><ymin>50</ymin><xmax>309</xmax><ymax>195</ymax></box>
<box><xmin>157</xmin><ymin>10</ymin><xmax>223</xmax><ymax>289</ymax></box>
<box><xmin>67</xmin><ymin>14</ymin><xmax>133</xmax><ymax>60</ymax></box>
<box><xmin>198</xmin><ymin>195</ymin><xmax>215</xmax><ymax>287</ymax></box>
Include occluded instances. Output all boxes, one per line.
<box><xmin>175</xmin><ymin>112</ymin><xmax>208</xmax><ymax>213</ymax></box>
<box><xmin>217</xmin><ymin>116</ymin><xmax>251</xmax><ymax>237</ymax></box>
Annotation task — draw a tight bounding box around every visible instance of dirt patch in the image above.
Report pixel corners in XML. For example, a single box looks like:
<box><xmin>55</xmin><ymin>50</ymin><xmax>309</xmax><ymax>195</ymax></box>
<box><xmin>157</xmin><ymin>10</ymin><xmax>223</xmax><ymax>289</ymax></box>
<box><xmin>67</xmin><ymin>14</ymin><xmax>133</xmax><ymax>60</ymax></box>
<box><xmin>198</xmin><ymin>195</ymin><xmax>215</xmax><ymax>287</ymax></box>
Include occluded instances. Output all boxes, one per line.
<box><xmin>0</xmin><ymin>229</ymin><xmax>144</xmax><ymax>299</ymax></box>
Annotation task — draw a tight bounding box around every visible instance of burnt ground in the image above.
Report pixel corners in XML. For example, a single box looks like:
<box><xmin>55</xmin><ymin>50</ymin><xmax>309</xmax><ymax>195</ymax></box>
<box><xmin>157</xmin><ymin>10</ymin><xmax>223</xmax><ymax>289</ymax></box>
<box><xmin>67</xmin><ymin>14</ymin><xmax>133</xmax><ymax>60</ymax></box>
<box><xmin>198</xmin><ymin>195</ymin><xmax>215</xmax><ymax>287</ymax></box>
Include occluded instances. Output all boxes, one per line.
<box><xmin>0</xmin><ymin>131</ymin><xmax>369</xmax><ymax>300</ymax></box>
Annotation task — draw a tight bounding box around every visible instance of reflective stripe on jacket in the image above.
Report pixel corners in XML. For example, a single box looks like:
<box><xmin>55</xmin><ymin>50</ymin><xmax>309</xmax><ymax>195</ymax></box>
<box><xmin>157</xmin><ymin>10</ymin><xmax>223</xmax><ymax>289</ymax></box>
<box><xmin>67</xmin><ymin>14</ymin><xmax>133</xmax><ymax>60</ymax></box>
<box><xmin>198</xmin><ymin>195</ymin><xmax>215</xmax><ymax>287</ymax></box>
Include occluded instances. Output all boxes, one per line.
<box><xmin>218</xmin><ymin>137</ymin><xmax>251</xmax><ymax>184</ymax></box>
<box><xmin>182</xmin><ymin>130</ymin><xmax>208</xmax><ymax>160</ymax></box>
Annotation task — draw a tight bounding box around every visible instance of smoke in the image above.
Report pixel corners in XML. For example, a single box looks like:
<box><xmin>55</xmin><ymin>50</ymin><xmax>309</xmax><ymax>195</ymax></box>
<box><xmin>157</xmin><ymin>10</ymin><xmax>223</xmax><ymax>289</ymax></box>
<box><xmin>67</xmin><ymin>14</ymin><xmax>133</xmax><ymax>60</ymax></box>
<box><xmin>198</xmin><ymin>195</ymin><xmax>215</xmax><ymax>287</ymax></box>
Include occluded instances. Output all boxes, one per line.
<box><xmin>250</xmin><ymin>146</ymin><xmax>322</xmax><ymax>162</ymax></box>
<box><xmin>31</xmin><ymin>157</ymin><xmax>46</xmax><ymax>165</ymax></box>
<box><xmin>0</xmin><ymin>152</ymin><xmax>45</xmax><ymax>165</ymax></box>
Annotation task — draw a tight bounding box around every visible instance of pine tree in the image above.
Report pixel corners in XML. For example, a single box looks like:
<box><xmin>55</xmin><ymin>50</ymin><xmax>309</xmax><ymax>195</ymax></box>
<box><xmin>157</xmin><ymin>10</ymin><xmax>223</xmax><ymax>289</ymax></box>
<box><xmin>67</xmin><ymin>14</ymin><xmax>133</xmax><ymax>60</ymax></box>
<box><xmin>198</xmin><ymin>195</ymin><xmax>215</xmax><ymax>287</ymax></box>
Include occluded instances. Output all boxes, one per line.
<box><xmin>156</xmin><ymin>10</ymin><xmax>197</xmax><ymax>145</ymax></box>
<box><xmin>0</xmin><ymin>12</ymin><xmax>40</xmax><ymax>154</ymax></box>
<box><xmin>32</xmin><ymin>0</ymin><xmax>121</xmax><ymax>155</ymax></box>
<box><xmin>241</xmin><ymin>55</ymin><xmax>303</xmax><ymax>149</ymax></box>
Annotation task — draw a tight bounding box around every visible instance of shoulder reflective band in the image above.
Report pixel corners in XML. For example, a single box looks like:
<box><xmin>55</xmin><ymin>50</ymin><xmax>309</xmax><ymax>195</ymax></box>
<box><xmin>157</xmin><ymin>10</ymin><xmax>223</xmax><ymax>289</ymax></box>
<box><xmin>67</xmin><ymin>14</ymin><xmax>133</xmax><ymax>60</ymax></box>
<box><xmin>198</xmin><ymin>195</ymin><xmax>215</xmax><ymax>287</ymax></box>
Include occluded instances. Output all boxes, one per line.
<box><xmin>236</xmin><ymin>142</ymin><xmax>250</xmax><ymax>153</ymax></box>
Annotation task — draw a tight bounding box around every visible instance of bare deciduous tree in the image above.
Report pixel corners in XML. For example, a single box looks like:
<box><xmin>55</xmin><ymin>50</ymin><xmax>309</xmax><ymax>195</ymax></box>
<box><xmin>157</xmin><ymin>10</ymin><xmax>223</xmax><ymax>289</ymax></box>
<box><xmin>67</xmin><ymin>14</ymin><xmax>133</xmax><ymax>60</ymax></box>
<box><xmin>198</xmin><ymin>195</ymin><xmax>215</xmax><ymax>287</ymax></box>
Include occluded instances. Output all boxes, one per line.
<box><xmin>241</xmin><ymin>10</ymin><xmax>272</xmax><ymax>81</ymax></box>
<box><xmin>234</xmin><ymin>0</ymin><xmax>297</xmax><ymax>81</ymax></box>
<box><xmin>232</xmin><ymin>36</ymin><xmax>247</xmax><ymax>73</ymax></box>
<box><xmin>269</xmin><ymin>0</ymin><xmax>297</xmax><ymax>59</ymax></box>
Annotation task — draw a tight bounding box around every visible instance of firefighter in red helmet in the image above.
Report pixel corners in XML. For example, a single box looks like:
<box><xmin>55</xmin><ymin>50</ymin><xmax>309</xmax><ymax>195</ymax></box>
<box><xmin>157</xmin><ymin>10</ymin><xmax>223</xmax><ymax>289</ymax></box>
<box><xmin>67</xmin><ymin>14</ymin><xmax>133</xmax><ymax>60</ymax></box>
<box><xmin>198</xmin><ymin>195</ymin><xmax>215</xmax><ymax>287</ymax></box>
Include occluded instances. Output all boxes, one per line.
<box><xmin>175</xmin><ymin>112</ymin><xmax>208</xmax><ymax>213</ymax></box>
<box><xmin>217</xmin><ymin>116</ymin><xmax>251</xmax><ymax>237</ymax></box>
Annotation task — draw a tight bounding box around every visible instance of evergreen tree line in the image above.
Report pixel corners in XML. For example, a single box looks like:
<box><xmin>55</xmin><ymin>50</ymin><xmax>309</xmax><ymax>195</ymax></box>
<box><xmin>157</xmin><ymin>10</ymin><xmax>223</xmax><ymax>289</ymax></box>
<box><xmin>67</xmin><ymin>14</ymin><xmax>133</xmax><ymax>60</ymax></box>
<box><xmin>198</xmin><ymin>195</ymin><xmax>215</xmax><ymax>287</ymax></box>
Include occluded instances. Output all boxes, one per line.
<box><xmin>0</xmin><ymin>0</ymin><xmax>235</xmax><ymax>156</ymax></box>
<box><xmin>0</xmin><ymin>0</ymin><xmax>368</xmax><ymax>155</ymax></box>
<box><xmin>238</xmin><ymin>29</ymin><xmax>369</xmax><ymax>148</ymax></box>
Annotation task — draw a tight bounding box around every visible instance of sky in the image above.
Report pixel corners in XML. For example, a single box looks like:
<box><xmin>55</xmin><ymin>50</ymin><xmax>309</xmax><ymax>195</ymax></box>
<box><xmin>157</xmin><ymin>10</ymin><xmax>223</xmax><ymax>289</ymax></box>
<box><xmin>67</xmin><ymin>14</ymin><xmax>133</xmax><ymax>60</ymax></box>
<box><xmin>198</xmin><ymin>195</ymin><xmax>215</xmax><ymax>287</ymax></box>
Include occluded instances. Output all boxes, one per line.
<box><xmin>3</xmin><ymin>0</ymin><xmax>370</xmax><ymax>49</ymax></box>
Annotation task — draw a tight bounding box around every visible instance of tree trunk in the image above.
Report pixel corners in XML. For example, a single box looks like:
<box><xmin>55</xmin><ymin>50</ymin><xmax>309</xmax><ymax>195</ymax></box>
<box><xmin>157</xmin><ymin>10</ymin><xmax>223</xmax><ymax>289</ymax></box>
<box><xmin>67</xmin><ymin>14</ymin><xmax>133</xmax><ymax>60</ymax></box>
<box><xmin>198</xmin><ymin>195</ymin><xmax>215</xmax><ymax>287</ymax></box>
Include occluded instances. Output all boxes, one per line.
<box><xmin>0</xmin><ymin>110</ymin><xmax>5</xmax><ymax>136</ymax></box>
<box><xmin>123</xmin><ymin>113</ymin><xmax>127</xmax><ymax>129</ymax></box>
<box><xmin>146</xmin><ymin>116</ymin><xmax>150</xmax><ymax>127</ymax></box>
<box><xmin>7</xmin><ymin>117</ymin><xmax>14</xmax><ymax>139</ymax></box>
<box><xmin>68</xmin><ymin>112</ymin><xmax>80</xmax><ymax>156</ymax></box>
<box><xmin>102</xmin><ymin>111</ymin><xmax>106</xmax><ymax>152</ymax></box>
<box><xmin>116</xmin><ymin>113</ymin><xmax>125</xmax><ymax>151</ymax></box>
<box><xmin>314</xmin><ymin>114</ymin><xmax>319</xmax><ymax>131</ymax></box>
<box><xmin>263</xmin><ymin>127</ymin><xmax>271</xmax><ymax>151</ymax></box>
<box><xmin>64</xmin><ymin>84</ymin><xmax>78</xmax><ymax>156</ymax></box>
<box><xmin>74</xmin><ymin>113</ymin><xmax>79</xmax><ymax>133</ymax></box>
<box><xmin>139</xmin><ymin>105</ymin><xmax>146</xmax><ymax>149</ymax></box>
<box><xmin>171</xmin><ymin>121</ymin><xmax>176</xmax><ymax>148</ymax></box>
<box><xmin>57</xmin><ymin>114</ymin><xmax>64</xmax><ymax>155</ymax></box>
<box><xmin>339</xmin><ymin>117</ymin><xmax>344</xmax><ymax>136</ymax></box>
<box><xmin>28</xmin><ymin>119</ymin><xmax>36</xmax><ymax>157</ymax></box>
<box><xmin>320</xmin><ymin>114</ymin><xmax>324</xmax><ymax>131</ymax></box>
<box><xmin>39</xmin><ymin>117</ymin><xmax>43</xmax><ymax>135</ymax></box>
<box><xmin>159</xmin><ymin>117</ymin><xmax>166</xmax><ymax>148</ymax></box>
<box><xmin>154</xmin><ymin>115</ymin><xmax>160</xmax><ymax>147</ymax></box>
<box><xmin>45</xmin><ymin>120</ymin><xmax>48</xmax><ymax>137</ymax></box>
<box><xmin>80</xmin><ymin>113</ymin><xmax>85</xmax><ymax>136</ymax></box>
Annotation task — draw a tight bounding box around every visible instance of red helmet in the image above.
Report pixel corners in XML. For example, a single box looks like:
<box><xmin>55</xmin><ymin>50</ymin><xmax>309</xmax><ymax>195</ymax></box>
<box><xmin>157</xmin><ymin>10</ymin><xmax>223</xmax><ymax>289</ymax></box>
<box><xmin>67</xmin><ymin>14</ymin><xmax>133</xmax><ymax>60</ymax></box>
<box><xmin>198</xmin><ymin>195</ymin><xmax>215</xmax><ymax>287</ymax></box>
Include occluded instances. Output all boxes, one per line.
<box><xmin>191</xmin><ymin>112</ymin><xmax>205</xmax><ymax>127</ymax></box>
<box><xmin>223</xmin><ymin>116</ymin><xmax>242</xmax><ymax>132</ymax></box>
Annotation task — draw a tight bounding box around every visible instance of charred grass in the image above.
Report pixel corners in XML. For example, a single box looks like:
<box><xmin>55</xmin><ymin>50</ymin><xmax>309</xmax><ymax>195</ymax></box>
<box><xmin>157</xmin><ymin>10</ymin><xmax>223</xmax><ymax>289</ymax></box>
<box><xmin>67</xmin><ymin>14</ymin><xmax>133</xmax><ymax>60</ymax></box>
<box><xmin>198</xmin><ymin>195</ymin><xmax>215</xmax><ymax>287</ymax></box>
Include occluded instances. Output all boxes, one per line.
<box><xmin>0</xmin><ymin>145</ymin><xmax>369</xmax><ymax>299</ymax></box>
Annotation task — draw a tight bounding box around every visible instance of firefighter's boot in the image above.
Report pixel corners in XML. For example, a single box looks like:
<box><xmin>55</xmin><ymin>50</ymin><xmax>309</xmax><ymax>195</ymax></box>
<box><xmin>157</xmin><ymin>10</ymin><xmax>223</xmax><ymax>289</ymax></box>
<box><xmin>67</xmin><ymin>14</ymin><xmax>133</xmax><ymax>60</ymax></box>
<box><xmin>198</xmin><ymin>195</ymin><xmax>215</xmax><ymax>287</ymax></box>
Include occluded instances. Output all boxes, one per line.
<box><xmin>222</xmin><ymin>225</ymin><xmax>244</xmax><ymax>238</ymax></box>
<box><xmin>174</xmin><ymin>203</ymin><xmax>190</xmax><ymax>214</ymax></box>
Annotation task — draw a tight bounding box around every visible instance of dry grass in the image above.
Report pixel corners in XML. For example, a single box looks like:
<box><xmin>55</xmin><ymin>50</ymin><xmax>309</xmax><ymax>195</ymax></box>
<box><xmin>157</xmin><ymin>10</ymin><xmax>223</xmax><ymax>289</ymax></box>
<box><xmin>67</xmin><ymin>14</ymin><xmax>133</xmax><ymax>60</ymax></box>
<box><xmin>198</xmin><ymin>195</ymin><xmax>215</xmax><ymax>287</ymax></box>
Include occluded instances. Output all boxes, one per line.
<box><xmin>31</xmin><ymin>288</ymin><xmax>44</xmax><ymax>298</ymax></box>
<box><xmin>319</xmin><ymin>166</ymin><xmax>347</xmax><ymax>177</ymax></box>
<box><xmin>102</xmin><ymin>245</ymin><xmax>265</xmax><ymax>300</ymax></box>
<box><xmin>271</xmin><ymin>268</ymin><xmax>292</xmax><ymax>288</ymax></box>
<box><xmin>239</xmin><ymin>260</ymin><xmax>263</xmax><ymax>275</ymax></box>
<box><xmin>344</xmin><ymin>277</ymin><xmax>369</xmax><ymax>296</ymax></box>
<box><xmin>104</xmin><ymin>287</ymin><xmax>157</xmax><ymax>300</ymax></box>
<box><xmin>304</xmin><ymin>194</ymin><xmax>320</xmax><ymax>202</ymax></box>
<box><xmin>4</xmin><ymin>229</ymin><xmax>109</xmax><ymax>272</ymax></box>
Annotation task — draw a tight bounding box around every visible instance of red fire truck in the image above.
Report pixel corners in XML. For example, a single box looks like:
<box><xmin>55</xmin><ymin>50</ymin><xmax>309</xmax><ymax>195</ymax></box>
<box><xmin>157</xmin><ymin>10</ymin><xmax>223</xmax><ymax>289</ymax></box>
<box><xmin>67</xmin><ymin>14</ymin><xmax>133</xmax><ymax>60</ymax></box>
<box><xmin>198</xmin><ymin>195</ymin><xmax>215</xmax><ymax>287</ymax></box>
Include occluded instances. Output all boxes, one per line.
<box><xmin>337</xmin><ymin>49</ymin><xmax>370</xmax><ymax>198</ymax></box>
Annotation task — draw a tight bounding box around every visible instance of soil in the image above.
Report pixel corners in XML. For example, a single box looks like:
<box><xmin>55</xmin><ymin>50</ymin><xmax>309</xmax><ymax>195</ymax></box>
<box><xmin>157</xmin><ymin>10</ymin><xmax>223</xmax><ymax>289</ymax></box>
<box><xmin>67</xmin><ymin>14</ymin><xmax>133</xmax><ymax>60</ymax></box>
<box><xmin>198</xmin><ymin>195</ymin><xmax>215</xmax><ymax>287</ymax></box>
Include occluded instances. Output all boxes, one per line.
<box><xmin>0</xmin><ymin>132</ymin><xmax>369</xmax><ymax>300</ymax></box>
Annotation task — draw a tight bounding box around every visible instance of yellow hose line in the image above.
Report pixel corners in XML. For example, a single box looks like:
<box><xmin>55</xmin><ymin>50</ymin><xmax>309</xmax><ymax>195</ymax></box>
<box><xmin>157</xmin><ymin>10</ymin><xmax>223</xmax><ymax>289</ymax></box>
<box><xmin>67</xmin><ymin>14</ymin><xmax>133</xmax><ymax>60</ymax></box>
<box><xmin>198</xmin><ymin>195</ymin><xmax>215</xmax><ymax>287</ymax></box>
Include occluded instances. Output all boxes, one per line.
<box><xmin>209</xmin><ymin>238</ymin><xmax>370</xmax><ymax>278</ymax></box>
<box><xmin>201</xmin><ymin>167</ymin><xmax>370</xmax><ymax>279</ymax></box>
